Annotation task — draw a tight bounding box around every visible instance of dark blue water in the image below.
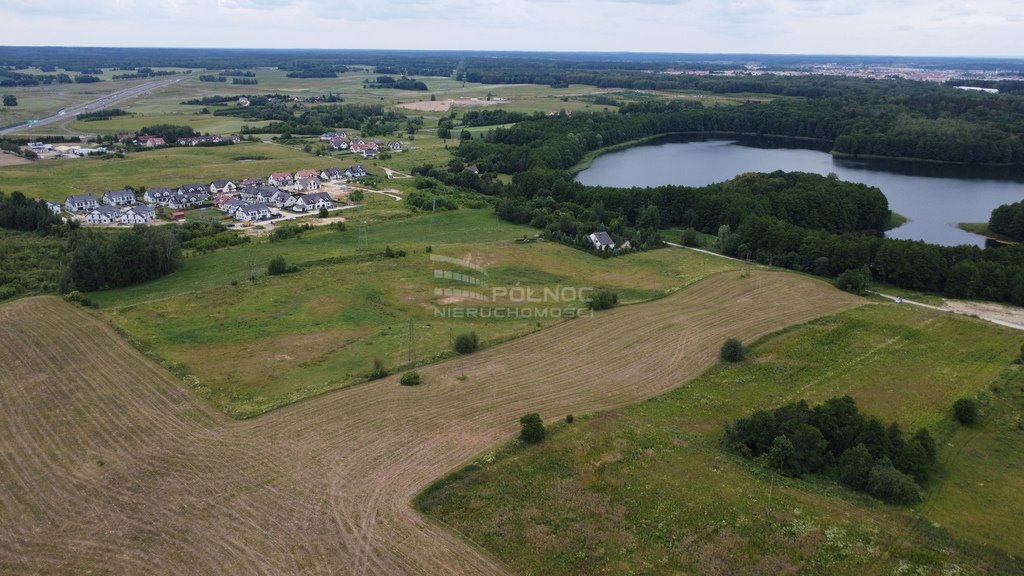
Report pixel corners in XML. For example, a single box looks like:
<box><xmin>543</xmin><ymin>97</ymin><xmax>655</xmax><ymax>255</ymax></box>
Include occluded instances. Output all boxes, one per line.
<box><xmin>575</xmin><ymin>136</ymin><xmax>1024</xmax><ymax>247</ymax></box>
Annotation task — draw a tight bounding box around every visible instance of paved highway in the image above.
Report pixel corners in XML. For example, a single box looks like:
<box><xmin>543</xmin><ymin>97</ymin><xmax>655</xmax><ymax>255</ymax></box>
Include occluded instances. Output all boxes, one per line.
<box><xmin>0</xmin><ymin>75</ymin><xmax>189</xmax><ymax>136</ymax></box>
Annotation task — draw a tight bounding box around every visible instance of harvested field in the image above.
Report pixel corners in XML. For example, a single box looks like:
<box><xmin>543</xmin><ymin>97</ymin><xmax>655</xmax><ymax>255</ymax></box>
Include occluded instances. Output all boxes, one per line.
<box><xmin>397</xmin><ymin>97</ymin><xmax>508</xmax><ymax>112</ymax></box>
<box><xmin>0</xmin><ymin>271</ymin><xmax>860</xmax><ymax>574</ymax></box>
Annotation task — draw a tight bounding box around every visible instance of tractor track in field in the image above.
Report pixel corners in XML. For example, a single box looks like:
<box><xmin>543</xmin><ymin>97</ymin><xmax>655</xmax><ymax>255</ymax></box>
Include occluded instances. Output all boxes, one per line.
<box><xmin>0</xmin><ymin>271</ymin><xmax>860</xmax><ymax>575</ymax></box>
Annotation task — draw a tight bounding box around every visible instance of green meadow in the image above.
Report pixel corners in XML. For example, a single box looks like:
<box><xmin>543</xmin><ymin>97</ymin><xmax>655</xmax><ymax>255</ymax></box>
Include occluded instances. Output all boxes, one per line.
<box><xmin>418</xmin><ymin>304</ymin><xmax>1024</xmax><ymax>575</ymax></box>
<box><xmin>96</xmin><ymin>208</ymin><xmax>741</xmax><ymax>418</ymax></box>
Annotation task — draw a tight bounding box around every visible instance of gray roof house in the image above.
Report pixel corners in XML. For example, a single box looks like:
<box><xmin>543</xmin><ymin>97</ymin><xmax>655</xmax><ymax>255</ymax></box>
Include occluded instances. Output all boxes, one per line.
<box><xmin>65</xmin><ymin>194</ymin><xmax>99</xmax><ymax>212</ymax></box>
<box><xmin>210</xmin><ymin>179</ymin><xmax>237</xmax><ymax>194</ymax></box>
<box><xmin>144</xmin><ymin>188</ymin><xmax>175</xmax><ymax>203</ymax></box>
<box><xmin>292</xmin><ymin>192</ymin><xmax>333</xmax><ymax>212</ymax></box>
<box><xmin>103</xmin><ymin>189</ymin><xmax>137</xmax><ymax>206</ymax></box>
<box><xmin>235</xmin><ymin>202</ymin><xmax>271</xmax><ymax>221</ymax></box>
<box><xmin>178</xmin><ymin>183</ymin><xmax>208</xmax><ymax>195</ymax></box>
<box><xmin>345</xmin><ymin>165</ymin><xmax>367</xmax><ymax>179</ymax></box>
<box><xmin>120</xmin><ymin>205</ymin><xmax>156</xmax><ymax>224</ymax></box>
<box><xmin>587</xmin><ymin>231</ymin><xmax>616</xmax><ymax>251</ymax></box>
<box><xmin>320</xmin><ymin>167</ymin><xmax>344</xmax><ymax>180</ymax></box>
<box><xmin>85</xmin><ymin>205</ymin><xmax>122</xmax><ymax>225</ymax></box>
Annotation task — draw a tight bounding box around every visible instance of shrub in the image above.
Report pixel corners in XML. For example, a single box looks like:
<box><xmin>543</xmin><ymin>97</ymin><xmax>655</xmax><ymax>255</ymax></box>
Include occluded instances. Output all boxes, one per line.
<box><xmin>837</xmin><ymin>443</ymin><xmax>874</xmax><ymax>490</ymax></box>
<box><xmin>400</xmin><ymin>371</ymin><xmax>421</xmax><ymax>386</ymax></box>
<box><xmin>720</xmin><ymin>338</ymin><xmax>745</xmax><ymax>362</ymax></box>
<box><xmin>369</xmin><ymin>357</ymin><xmax>389</xmax><ymax>380</ymax></box>
<box><xmin>454</xmin><ymin>332</ymin><xmax>479</xmax><ymax>354</ymax></box>
<box><xmin>866</xmin><ymin>457</ymin><xmax>922</xmax><ymax>504</ymax></box>
<box><xmin>267</xmin><ymin>256</ymin><xmax>287</xmax><ymax>275</ymax></box>
<box><xmin>681</xmin><ymin>228</ymin><xmax>700</xmax><ymax>247</ymax></box>
<box><xmin>953</xmin><ymin>397</ymin><xmax>979</xmax><ymax>425</ymax></box>
<box><xmin>519</xmin><ymin>413</ymin><xmax>546</xmax><ymax>444</ymax></box>
<box><xmin>588</xmin><ymin>289</ymin><xmax>618</xmax><ymax>310</ymax></box>
<box><xmin>318</xmin><ymin>207</ymin><xmax>329</xmax><ymax>218</ymax></box>
<box><xmin>835</xmin><ymin>268</ymin><xmax>871</xmax><ymax>295</ymax></box>
<box><xmin>349</xmin><ymin>189</ymin><xmax>364</xmax><ymax>202</ymax></box>
<box><xmin>565</xmin><ymin>414</ymin><xmax>574</xmax><ymax>424</ymax></box>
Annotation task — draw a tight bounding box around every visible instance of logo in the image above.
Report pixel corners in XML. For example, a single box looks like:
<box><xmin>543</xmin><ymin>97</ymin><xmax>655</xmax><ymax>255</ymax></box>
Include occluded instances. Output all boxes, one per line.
<box><xmin>430</xmin><ymin>254</ymin><xmax>593</xmax><ymax>319</ymax></box>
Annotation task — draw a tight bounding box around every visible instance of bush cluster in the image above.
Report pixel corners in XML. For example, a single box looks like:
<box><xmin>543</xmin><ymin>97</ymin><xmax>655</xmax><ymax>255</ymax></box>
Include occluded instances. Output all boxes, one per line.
<box><xmin>454</xmin><ymin>332</ymin><xmax>479</xmax><ymax>354</ymax></box>
<box><xmin>726</xmin><ymin>396</ymin><xmax>937</xmax><ymax>504</ymax></box>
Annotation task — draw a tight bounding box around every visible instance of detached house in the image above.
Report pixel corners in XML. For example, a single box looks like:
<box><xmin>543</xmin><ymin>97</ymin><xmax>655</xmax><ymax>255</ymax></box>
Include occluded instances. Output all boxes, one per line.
<box><xmin>120</xmin><ymin>205</ymin><xmax>156</xmax><ymax>224</ymax></box>
<box><xmin>294</xmin><ymin>177</ymin><xmax>321</xmax><ymax>192</ymax></box>
<box><xmin>45</xmin><ymin>201</ymin><xmax>62</xmax><ymax>215</ymax></box>
<box><xmin>103</xmin><ymin>189</ymin><xmax>137</xmax><ymax>207</ymax></box>
<box><xmin>210</xmin><ymin>180</ymin><xmax>237</xmax><ymax>195</ymax></box>
<box><xmin>220</xmin><ymin>198</ymin><xmax>248</xmax><ymax>216</ymax></box>
<box><xmin>291</xmin><ymin>192</ymin><xmax>333</xmax><ymax>213</ymax></box>
<box><xmin>587</xmin><ymin>231</ymin><xmax>616</xmax><ymax>251</ymax></box>
<box><xmin>320</xmin><ymin>167</ymin><xmax>344</xmax><ymax>181</ymax></box>
<box><xmin>329</xmin><ymin>138</ymin><xmax>350</xmax><ymax>151</ymax></box>
<box><xmin>270</xmin><ymin>190</ymin><xmax>297</xmax><ymax>208</ymax></box>
<box><xmin>388</xmin><ymin>141</ymin><xmax>403</xmax><ymax>151</ymax></box>
<box><xmin>345</xmin><ymin>165</ymin><xmax>367</xmax><ymax>179</ymax></box>
<box><xmin>144</xmin><ymin>187</ymin><xmax>175</xmax><ymax>203</ymax></box>
<box><xmin>178</xmin><ymin>183</ymin><xmax>208</xmax><ymax>196</ymax></box>
<box><xmin>65</xmin><ymin>194</ymin><xmax>99</xmax><ymax>212</ymax></box>
<box><xmin>295</xmin><ymin>169</ymin><xmax>320</xmax><ymax>180</ymax></box>
<box><xmin>320</xmin><ymin>131</ymin><xmax>348</xmax><ymax>141</ymax></box>
<box><xmin>240</xmin><ymin>177</ymin><xmax>264</xmax><ymax>188</ymax></box>
<box><xmin>85</xmin><ymin>206</ymin><xmax>121</xmax><ymax>225</ymax></box>
<box><xmin>268</xmin><ymin>172</ymin><xmax>294</xmax><ymax>186</ymax></box>
<box><xmin>167</xmin><ymin>192</ymin><xmax>207</xmax><ymax>210</ymax></box>
<box><xmin>235</xmin><ymin>202</ymin><xmax>271</xmax><ymax>222</ymax></box>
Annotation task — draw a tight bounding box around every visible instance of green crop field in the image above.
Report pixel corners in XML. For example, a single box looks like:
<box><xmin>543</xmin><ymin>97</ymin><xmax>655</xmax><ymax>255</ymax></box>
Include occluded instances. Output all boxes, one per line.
<box><xmin>94</xmin><ymin>208</ymin><xmax>742</xmax><ymax>418</ymax></box>
<box><xmin>419</xmin><ymin>304</ymin><xmax>1024</xmax><ymax>575</ymax></box>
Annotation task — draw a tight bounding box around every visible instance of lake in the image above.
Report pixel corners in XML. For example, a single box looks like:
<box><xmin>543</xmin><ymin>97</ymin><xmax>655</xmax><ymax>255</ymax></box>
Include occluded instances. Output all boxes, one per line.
<box><xmin>575</xmin><ymin>135</ymin><xmax>1024</xmax><ymax>247</ymax></box>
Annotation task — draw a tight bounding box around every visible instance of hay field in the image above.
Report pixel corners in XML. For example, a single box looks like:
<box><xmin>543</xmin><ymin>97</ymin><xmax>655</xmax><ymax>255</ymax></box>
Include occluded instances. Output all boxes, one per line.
<box><xmin>0</xmin><ymin>271</ymin><xmax>858</xmax><ymax>574</ymax></box>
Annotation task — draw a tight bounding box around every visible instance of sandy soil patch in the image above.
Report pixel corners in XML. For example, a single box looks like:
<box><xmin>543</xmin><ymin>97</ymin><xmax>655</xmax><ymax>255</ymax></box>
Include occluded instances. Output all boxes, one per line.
<box><xmin>945</xmin><ymin>299</ymin><xmax>1024</xmax><ymax>330</ymax></box>
<box><xmin>398</xmin><ymin>97</ymin><xmax>510</xmax><ymax>112</ymax></box>
<box><xmin>0</xmin><ymin>151</ymin><xmax>33</xmax><ymax>166</ymax></box>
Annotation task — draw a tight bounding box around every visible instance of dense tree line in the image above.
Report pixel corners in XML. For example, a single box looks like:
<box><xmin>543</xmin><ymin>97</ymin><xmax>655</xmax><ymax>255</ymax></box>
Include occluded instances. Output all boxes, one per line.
<box><xmin>461</xmin><ymin>109</ymin><xmax>529</xmax><ymax>127</ymax></box>
<box><xmin>366</xmin><ymin>76</ymin><xmax>428</xmax><ymax>91</ymax></box>
<box><xmin>182</xmin><ymin>94</ymin><xmax>289</xmax><ymax>106</ymax></box>
<box><xmin>111</xmin><ymin>68</ymin><xmax>178</xmax><ymax>80</ymax></box>
<box><xmin>237</xmin><ymin>103</ymin><xmax>406</xmax><ymax>136</ymax></box>
<box><xmin>726</xmin><ymin>396</ymin><xmax>937</xmax><ymax>504</ymax></box>
<box><xmin>199</xmin><ymin>75</ymin><xmax>227</xmax><ymax>83</ymax></box>
<box><xmin>0</xmin><ymin>69</ymin><xmax>72</xmax><ymax>86</ymax></box>
<box><xmin>65</xmin><ymin>226</ymin><xmax>180</xmax><ymax>291</ymax></box>
<box><xmin>989</xmin><ymin>200</ymin><xmax>1024</xmax><ymax>241</ymax></box>
<box><xmin>0</xmin><ymin>191</ymin><xmax>63</xmax><ymax>233</ymax></box>
<box><xmin>220</xmin><ymin>69</ymin><xmax>255</xmax><ymax>77</ymax></box>
<box><xmin>77</xmin><ymin>108</ymin><xmax>129</xmax><ymax>121</ymax></box>
<box><xmin>232</xmin><ymin>78</ymin><xmax>258</xmax><ymax>85</ymax></box>
<box><xmin>73</xmin><ymin>74</ymin><xmax>101</xmax><ymax>83</ymax></box>
<box><xmin>138</xmin><ymin>124</ymin><xmax>195</xmax><ymax>143</ymax></box>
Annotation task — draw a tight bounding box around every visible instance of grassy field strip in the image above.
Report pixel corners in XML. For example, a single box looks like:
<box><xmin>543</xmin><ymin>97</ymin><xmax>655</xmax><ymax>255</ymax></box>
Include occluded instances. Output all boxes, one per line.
<box><xmin>0</xmin><ymin>271</ymin><xmax>858</xmax><ymax>574</ymax></box>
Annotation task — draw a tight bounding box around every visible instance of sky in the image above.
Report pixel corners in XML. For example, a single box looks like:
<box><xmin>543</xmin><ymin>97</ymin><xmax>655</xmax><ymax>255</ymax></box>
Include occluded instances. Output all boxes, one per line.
<box><xmin>3</xmin><ymin>0</ymin><xmax>1023</xmax><ymax>57</ymax></box>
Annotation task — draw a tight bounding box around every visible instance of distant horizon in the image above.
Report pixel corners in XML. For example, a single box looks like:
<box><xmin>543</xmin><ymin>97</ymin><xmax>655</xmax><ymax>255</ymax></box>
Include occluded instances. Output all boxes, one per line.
<box><xmin>2</xmin><ymin>46</ymin><xmax>1023</xmax><ymax>64</ymax></box>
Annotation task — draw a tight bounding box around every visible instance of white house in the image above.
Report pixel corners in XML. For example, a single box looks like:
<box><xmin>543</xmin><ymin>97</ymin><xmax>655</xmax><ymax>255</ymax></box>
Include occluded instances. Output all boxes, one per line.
<box><xmin>587</xmin><ymin>231</ymin><xmax>615</xmax><ymax>251</ymax></box>
<box><xmin>320</xmin><ymin>167</ymin><xmax>344</xmax><ymax>181</ymax></box>
<box><xmin>270</xmin><ymin>190</ymin><xmax>297</xmax><ymax>209</ymax></box>
<box><xmin>220</xmin><ymin>198</ymin><xmax>248</xmax><ymax>216</ymax></box>
<box><xmin>178</xmin><ymin>183</ymin><xmax>208</xmax><ymax>195</ymax></box>
<box><xmin>167</xmin><ymin>192</ymin><xmax>208</xmax><ymax>210</ymax></box>
<box><xmin>388</xmin><ymin>141</ymin><xmax>403</xmax><ymax>151</ymax></box>
<box><xmin>210</xmin><ymin>180</ymin><xmax>237</xmax><ymax>194</ymax></box>
<box><xmin>85</xmin><ymin>206</ymin><xmax>121</xmax><ymax>225</ymax></box>
<box><xmin>345</xmin><ymin>165</ymin><xmax>367</xmax><ymax>179</ymax></box>
<box><xmin>103</xmin><ymin>189</ymin><xmax>137</xmax><ymax>206</ymax></box>
<box><xmin>294</xmin><ymin>177</ymin><xmax>321</xmax><ymax>192</ymax></box>
<box><xmin>235</xmin><ymin>202</ymin><xmax>271</xmax><ymax>221</ymax></box>
<box><xmin>291</xmin><ymin>192</ymin><xmax>333</xmax><ymax>212</ymax></box>
<box><xmin>268</xmin><ymin>172</ymin><xmax>294</xmax><ymax>186</ymax></box>
<box><xmin>65</xmin><ymin>194</ymin><xmax>99</xmax><ymax>212</ymax></box>
<box><xmin>119</xmin><ymin>205</ymin><xmax>156</xmax><ymax>224</ymax></box>
<box><xmin>45</xmin><ymin>201</ymin><xmax>62</xmax><ymax>215</ymax></box>
<box><xmin>144</xmin><ymin>188</ymin><xmax>174</xmax><ymax>203</ymax></box>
